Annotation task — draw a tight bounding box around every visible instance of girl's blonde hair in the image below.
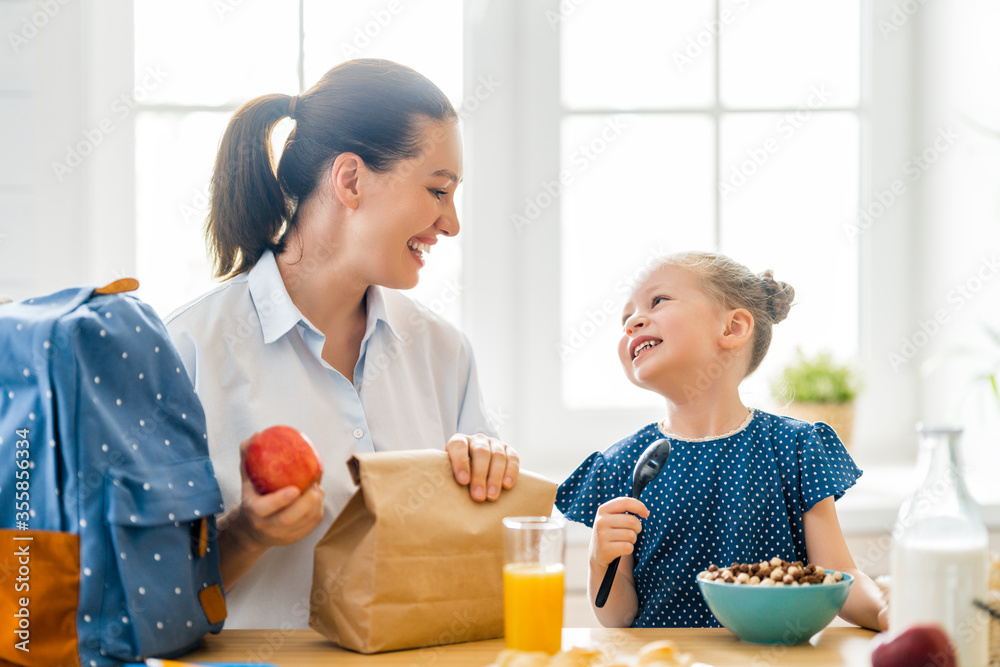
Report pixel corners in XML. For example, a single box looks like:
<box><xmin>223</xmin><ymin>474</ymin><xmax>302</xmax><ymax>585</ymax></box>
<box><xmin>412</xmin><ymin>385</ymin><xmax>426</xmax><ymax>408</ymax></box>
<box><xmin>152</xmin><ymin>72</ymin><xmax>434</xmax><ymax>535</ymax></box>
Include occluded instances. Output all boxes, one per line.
<box><xmin>663</xmin><ymin>251</ymin><xmax>795</xmax><ymax>376</ymax></box>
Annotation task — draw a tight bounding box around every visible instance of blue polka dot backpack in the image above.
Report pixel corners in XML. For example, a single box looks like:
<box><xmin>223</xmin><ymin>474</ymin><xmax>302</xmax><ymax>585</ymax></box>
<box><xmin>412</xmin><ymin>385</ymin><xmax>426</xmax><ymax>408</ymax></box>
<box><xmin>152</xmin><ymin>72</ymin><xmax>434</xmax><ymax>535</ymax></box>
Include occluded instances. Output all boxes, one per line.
<box><xmin>0</xmin><ymin>280</ymin><xmax>226</xmax><ymax>667</ymax></box>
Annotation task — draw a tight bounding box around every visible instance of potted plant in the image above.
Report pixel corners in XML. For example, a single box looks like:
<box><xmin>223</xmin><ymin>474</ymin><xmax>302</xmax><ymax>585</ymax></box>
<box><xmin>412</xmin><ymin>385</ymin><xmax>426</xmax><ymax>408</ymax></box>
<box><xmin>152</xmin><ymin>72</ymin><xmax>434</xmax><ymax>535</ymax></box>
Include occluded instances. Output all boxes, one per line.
<box><xmin>771</xmin><ymin>348</ymin><xmax>861</xmax><ymax>449</ymax></box>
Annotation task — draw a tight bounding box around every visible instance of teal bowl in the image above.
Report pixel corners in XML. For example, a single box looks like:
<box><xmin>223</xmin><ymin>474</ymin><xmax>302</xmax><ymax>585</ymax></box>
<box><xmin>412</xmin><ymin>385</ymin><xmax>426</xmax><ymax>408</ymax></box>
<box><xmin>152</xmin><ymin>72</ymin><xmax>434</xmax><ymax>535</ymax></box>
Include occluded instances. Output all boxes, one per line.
<box><xmin>696</xmin><ymin>571</ymin><xmax>853</xmax><ymax>644</ymax></box>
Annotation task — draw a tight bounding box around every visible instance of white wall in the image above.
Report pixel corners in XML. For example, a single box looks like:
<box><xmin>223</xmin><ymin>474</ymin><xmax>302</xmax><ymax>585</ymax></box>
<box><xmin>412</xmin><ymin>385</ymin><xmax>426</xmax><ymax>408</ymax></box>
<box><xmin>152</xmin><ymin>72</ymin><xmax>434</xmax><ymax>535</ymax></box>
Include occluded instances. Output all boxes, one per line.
<box><xmin>0</xmin><ymin>0</ymin><xmax>134</xmax><ymax>302</ymax></box>
<box><xmin>912</xmin><ymin>0</ymin><xmax>1000</xmax><ymax>471</ymax></box>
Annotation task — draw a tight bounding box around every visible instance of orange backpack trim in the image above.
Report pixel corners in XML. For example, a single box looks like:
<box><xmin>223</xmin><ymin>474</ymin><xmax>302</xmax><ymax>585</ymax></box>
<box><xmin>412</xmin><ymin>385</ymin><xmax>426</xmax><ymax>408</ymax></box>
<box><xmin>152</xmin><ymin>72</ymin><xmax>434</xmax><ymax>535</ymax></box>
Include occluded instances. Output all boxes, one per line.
<box><xmin>0</xmin><ymin>529</ymin><xmax>81</xmax><ymax>667</ymax></box>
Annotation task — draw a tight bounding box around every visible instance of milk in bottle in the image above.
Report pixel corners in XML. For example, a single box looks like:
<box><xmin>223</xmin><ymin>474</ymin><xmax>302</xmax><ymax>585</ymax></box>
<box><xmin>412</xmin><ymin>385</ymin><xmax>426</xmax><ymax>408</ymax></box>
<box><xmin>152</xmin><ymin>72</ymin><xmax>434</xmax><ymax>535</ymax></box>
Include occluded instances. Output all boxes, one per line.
<box><xmin>889</xmin><ymin>426</ymin><xmax>989</xmax><ymax>666</ymax></box>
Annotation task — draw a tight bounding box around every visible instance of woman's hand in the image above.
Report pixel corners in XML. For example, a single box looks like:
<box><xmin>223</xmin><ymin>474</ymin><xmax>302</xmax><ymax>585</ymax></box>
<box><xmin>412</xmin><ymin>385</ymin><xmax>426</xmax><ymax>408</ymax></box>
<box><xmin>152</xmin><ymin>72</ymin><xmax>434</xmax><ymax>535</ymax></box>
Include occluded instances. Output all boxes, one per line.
<box><xmin>590</xmin><ymin>497</ymin><xmax>649</xmax><ymax>568</ymax></box>
<box><xmin>232</xmin><ymin>436</ymin><xmax>325</xmax><ymax>548</ymax></box>
<box><xmin>217</xmin><ymin>437</ymin><xmax>325</xmax><ymax>591</ymax></box>
<box><xmin>445</xmin><ymin>433</ymin><xmax>519</xmax><ymax>501</ymax></box>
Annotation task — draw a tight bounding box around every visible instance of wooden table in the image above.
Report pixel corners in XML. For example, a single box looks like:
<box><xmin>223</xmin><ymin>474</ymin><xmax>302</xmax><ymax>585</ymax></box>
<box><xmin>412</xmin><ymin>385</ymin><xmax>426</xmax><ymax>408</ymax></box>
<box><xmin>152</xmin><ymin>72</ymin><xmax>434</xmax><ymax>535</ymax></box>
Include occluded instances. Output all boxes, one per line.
<box><xmin>181</xmin><ymin>627</ymin><xmax>878</xmax><ymax>666</ymax></box>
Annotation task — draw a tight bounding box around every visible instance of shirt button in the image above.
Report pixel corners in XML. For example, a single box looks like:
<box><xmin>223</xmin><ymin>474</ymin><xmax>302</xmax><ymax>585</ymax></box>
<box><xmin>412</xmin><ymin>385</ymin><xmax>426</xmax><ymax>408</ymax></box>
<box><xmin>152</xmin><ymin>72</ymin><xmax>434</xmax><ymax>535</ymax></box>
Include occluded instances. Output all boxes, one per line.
<box><xmin>353</xmin><ymin>428</ymin><xmax>364</xmax><ymax>439</ymax></box>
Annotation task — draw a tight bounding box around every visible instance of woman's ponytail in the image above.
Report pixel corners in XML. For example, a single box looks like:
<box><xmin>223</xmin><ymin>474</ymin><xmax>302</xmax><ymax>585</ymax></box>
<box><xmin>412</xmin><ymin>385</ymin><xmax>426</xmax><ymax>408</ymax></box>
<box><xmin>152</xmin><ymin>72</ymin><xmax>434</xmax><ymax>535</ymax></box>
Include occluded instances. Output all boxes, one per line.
<box><xmin>206</xmin><ymin>94</ymin><xmax>294</xmax><ymax>279</ymax></box>
<box><xmin>206</xmin><ymin>59</ymin><xmax>457</xmax><ymax>279</ymax></box>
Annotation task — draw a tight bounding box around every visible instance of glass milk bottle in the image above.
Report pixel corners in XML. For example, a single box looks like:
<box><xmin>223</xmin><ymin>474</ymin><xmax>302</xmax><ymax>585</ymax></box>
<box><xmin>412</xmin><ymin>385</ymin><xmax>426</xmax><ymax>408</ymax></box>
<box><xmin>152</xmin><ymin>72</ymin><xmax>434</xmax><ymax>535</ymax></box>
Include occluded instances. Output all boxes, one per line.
<box><xmin>889</xmin><ymin>426</ymin><xmax>989</xmax><ymax>666</ymax></box>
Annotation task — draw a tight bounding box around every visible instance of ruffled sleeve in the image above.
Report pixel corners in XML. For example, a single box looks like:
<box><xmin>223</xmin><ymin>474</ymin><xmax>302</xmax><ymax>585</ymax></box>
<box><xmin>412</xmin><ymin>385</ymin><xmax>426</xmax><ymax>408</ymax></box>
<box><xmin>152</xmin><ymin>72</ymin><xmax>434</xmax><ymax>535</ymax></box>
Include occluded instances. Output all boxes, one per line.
<box><xmin>555</xmin><ymin>451</ymin><xmax>623</xmax><ymax>528</ymax></box>
<box><xmin>796</xmin><ymin>421</ymin><xmax>863</xmax><ymax>513</ymax></box>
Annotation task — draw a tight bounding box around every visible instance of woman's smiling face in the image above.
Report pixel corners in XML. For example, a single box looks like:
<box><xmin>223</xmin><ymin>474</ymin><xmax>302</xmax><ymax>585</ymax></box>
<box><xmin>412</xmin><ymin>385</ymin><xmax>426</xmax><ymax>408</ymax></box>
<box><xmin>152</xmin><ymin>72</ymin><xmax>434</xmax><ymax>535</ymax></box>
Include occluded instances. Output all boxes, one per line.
<box><xmin>357</xmin><ymin>119</ymin><xmax>463</xmax><ymax>290</ymax></box>
<box><xmin>618</xmin><ymin>265</ymin><xmax>729</xmax><ymax>391</ymax></box>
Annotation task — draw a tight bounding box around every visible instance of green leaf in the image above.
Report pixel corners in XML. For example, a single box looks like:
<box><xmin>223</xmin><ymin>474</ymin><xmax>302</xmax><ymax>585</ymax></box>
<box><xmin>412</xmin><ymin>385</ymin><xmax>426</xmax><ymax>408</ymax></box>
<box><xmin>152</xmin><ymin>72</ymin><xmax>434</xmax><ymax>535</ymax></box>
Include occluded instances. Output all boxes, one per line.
<box><xmin>770</xmin><ymin>348</ymin><xmax>860</xmax><ymax>404</ymax></box>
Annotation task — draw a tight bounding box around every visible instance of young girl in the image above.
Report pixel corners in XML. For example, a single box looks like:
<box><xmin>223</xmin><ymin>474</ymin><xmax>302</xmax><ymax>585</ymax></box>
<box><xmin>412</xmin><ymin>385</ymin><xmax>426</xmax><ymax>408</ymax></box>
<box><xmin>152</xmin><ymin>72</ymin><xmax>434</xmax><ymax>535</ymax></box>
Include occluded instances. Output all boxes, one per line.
<box><xmin>555</xmin><ymin>252</ymin><xmax>888</xmax><ymax>631</ymax></box>
<box><xmin>166</xmin><ymin>59</ymin><xmax>518</xmax><ymax>628</ymax></box>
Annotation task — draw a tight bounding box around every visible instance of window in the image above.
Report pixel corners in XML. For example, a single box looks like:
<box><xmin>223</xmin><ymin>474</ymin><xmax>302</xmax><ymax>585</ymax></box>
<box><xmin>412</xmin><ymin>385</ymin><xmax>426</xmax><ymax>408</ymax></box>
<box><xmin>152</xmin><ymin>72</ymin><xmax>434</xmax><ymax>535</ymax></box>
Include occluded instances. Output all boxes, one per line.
<box><xmin>558</xmin><ymin>1</ymin><xmax>862</xmax><ymax>410</ymax></box>
<box><xmin>133</xmin><ymin>0</ymin><xmax>464</xmax><ymax>323</ymax></box>
<box><xmin>120</xmin><ymin>1</ymin><xmax>943</xmax><ymax>479</ymax></box>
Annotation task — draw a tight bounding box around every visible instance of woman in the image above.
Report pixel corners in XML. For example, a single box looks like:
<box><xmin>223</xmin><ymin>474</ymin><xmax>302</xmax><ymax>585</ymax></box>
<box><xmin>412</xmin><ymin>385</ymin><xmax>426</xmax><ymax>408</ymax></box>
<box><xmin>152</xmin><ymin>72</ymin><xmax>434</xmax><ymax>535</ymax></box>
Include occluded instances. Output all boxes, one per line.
<box><xmin>166</xmin><ymin>59</ymin><xmax>518</xmax><ymax>629</ymax></box>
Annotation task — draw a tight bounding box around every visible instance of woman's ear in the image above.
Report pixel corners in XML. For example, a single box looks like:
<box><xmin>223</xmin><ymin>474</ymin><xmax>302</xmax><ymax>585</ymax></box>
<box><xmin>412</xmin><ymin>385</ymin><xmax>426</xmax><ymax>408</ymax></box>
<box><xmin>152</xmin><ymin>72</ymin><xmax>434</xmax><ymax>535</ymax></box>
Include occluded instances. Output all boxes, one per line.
<box><xmin>328</xmin><ymin>153</ymin><xmax>363</xmax><ymax>210</ymax></box>
<box><xmin>720</xmin><ymin>308</ymin><xmax>754</xmax><ymax>350</ymax></box>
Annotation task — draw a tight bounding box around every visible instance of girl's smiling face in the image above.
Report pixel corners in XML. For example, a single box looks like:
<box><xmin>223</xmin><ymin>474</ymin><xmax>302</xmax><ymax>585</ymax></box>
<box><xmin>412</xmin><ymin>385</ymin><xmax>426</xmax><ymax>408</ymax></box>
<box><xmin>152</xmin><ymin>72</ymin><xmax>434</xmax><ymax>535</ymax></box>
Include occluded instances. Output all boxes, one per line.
<box><xmin>618</xmin><ymin>265</ymin><xmax>731</xmax><ymax>391</ymax></box>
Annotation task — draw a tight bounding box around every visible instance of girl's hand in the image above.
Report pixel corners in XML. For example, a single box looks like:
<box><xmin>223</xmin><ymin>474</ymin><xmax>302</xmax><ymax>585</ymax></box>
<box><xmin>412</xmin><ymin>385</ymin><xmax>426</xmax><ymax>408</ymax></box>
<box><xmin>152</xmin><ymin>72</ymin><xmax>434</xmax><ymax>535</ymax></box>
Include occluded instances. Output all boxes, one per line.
<box><xmin>229</xmin><ymin>436</ymin><xmax>325</xmax><ymax>549</ymax></box>
<box><xmin>590</xmin><ymin>497</ymin><xmax>649</xmax><ymax>568</ymax></box>
<box><xmin>446</xmin><ymin>433</ymin><xmax>519</xmax><ymax>501</ymax></box>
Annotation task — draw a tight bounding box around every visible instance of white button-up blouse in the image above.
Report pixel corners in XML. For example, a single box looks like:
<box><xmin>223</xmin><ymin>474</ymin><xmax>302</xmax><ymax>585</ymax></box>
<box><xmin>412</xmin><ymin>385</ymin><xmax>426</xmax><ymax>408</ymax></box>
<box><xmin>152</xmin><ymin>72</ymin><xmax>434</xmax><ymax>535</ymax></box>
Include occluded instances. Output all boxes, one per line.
<box><xmin>166</xmin><ymin>250</ymin><xmax>497</xmax><ymax>628</ymax></box>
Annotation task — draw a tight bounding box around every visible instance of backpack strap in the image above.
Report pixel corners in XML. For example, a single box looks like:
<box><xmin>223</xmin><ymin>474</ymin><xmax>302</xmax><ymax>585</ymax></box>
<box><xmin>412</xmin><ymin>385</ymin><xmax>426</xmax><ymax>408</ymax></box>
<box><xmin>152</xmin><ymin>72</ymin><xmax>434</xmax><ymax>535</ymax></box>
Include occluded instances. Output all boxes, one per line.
<box><xmin>93</xmin><ymin>278</ymin><xmax>139</xmax><ymax>295</ymax></box>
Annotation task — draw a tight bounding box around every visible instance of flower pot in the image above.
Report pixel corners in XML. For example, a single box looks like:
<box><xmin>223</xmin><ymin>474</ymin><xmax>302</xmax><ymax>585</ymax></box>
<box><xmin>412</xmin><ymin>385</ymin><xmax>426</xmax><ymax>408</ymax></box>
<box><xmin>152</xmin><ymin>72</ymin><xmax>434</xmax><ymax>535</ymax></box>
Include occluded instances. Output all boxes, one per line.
<box><xmin>780</xmin><ymin>401</ymin><xmax>855</xmax><ymax>450</ymax></box>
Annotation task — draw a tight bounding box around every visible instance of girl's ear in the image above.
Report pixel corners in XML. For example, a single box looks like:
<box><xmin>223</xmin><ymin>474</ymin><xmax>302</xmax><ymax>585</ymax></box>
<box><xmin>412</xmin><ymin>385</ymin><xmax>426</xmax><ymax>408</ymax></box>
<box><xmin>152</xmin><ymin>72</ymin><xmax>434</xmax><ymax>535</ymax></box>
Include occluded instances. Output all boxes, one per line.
<box><xmin>328</xmin><ymin>152</ymin><xmax>363</xmax><ymax>210</ymax></box>
<box><xmin>720</xmin><ymin>308</ymin><xmax>754</xmax><ymax>350</ymax></box>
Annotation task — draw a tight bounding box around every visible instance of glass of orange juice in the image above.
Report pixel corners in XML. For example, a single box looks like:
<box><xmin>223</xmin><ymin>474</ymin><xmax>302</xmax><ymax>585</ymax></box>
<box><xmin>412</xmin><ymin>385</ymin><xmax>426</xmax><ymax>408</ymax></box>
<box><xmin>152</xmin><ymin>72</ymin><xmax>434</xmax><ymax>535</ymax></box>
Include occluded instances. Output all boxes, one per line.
<box><xmin>502</xmin><ymin>516</ymin><xmax>566</xmax><ymax>654</ymax></box>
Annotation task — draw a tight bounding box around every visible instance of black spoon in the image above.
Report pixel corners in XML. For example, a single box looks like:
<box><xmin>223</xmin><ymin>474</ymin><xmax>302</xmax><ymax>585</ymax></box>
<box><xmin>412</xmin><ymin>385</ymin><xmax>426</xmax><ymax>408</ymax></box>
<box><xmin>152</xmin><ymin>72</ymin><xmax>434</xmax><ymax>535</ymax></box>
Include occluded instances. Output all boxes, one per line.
<box><xmin>595</xmin><ymin>438</ymin><xmax>672</xmax><ymax>608</ymax></box>
<box><xmin>974</xmin><ymin>598</ymin><xmax>1000</xmax><ymax>620</ymax></box>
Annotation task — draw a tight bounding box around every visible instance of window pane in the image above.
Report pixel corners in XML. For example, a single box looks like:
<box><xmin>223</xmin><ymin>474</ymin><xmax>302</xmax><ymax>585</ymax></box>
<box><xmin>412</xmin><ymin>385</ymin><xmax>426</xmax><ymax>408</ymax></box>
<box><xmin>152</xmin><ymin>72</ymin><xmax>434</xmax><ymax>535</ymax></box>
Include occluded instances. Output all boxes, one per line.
<box><xmin>303</xmin><ymin>0</ymin><xmax>463</xmax><ymax>105</ymax></box>
<box><xmin>562</xmin><ymin>0</ymin><xmax>715</xmax><ymax>110</ymax></box>
<box><xmin>720</xmin><ymin>112</ymin><xmax>859</xmax><ymax>405</ymax></box>
<box><xmin>561</xmin><ymin>114</ymin><xmax>716</xmax><ymax>409</ymax></box>
<box><xmin>134</xmin><ymin>1</ymin><xmax>300</xmax><ymax>106</ymax></box>
<box><xmin>135</xmin><ymin>112</ymin><xmax>231</xmax><ymax>317</ymax></box>
<box><xmin>719</xmin><ymin>0</ymin><xmax>860</xmax><ymax>108</ymax></box>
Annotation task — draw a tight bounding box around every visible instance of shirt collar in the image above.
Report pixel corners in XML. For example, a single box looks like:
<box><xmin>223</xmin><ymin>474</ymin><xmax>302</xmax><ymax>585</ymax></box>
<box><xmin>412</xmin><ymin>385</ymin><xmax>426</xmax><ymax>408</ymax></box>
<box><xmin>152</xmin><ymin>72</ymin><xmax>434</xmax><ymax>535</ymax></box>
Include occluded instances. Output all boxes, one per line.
<box><xmin>364</xmin><ymin>285</ymin><xmax>404</xmax><ymax>344</ymax></box>
<box><xmin>247</xmin><ymin>249</ymin><xmax>308</xmax><ymax>344</ymax></box>
<box><xmin>248</xmin><ymin>249</ymin><xmax>403</xmax><ymax>345</ymax></box>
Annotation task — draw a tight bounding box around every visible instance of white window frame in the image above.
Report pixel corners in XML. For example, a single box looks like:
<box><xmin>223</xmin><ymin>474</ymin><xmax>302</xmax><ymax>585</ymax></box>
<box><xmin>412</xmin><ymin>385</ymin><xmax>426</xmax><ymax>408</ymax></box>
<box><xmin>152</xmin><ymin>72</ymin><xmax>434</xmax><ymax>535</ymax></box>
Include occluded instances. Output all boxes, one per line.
<box><xmin>67</xmin><ymin>0</ymin><xmax>920</xmax><ymax>482</ymax></box>
<box><xmin>461</xmin><ymin>0</ymin><xmax>919</xmax><ymax>480</ymax></box>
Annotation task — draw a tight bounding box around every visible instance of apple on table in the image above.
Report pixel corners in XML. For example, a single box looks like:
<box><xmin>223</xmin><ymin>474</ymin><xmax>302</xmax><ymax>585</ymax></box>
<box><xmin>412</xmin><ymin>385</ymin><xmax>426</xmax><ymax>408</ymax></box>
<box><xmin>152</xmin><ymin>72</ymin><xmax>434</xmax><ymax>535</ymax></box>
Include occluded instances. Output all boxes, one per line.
<box><xmin>871</xmin><ymin>624</ymin><xmax>956</xmax><ymax>667</ymax></box>
<box><xmin>244</xmin><ymin>425</ymin><xmax>323</xmax><ymax>494</ymax></box>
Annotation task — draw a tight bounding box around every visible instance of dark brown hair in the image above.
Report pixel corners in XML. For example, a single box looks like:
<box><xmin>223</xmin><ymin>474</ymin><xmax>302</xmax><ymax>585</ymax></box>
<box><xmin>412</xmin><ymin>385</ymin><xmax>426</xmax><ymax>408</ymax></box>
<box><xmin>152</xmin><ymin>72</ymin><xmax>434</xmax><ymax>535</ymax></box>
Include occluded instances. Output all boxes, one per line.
<box><xmin>664</xmin><ymin>251</ymin><xmax>795</xmax><ymax>376</ymax></box>
<box><xmin>206</xmin><ymin>59</ymin><xmax>458</xmax><ymax>279</ymax></box>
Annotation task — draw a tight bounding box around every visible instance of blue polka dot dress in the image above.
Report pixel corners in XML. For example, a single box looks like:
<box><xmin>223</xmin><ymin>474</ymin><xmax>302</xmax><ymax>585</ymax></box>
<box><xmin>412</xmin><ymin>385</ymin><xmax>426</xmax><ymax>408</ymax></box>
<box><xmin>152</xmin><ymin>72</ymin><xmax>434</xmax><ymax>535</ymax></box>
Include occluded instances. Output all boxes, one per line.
<box><xmin>555</xmin><ymin>409</ymin><xmax>862</xmax><ymax>628</ymax></box>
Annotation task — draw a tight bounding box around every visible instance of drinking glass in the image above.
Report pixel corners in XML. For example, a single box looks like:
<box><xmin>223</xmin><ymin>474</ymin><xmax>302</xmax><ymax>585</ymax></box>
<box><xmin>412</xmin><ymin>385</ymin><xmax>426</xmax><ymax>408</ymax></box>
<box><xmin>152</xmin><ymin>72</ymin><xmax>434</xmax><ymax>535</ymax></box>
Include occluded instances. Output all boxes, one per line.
<box><xmin>502</xmin><ymin>516</ymin><xmax>566</xmax><ymax>654</ymax></box>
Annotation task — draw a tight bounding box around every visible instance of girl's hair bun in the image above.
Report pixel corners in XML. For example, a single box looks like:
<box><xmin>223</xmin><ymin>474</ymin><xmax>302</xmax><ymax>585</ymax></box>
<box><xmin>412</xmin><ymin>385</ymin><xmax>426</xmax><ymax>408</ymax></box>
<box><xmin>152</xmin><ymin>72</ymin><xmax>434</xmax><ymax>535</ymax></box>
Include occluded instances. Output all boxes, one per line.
<box><xmin>759</xmin><ymin>269</ymin><xmax>795</xmax><ymax>324</ymax></box>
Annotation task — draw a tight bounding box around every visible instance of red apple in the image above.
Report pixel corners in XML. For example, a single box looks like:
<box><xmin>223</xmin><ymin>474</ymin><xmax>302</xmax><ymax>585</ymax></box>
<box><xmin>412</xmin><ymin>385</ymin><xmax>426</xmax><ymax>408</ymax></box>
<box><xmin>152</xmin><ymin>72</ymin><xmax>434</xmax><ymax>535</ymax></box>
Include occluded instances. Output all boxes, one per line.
<box><xmin>871</xmin><ymin>624</ymin><xmax>956</xmax><ymax>667</ymax></box>
<box><xmin>244</xmin><ymin>426</ymin><xmax>323</xmax><ymax>495</ymax></box>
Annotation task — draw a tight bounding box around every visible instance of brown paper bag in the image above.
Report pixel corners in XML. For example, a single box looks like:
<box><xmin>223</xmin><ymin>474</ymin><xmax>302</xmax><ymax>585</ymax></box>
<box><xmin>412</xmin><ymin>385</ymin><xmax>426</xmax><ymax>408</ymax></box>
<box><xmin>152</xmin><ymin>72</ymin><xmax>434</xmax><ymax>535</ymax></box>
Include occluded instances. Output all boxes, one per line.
<box><xmin>309</xmin><ymin>449</ymin><xmax>557</xmax><ymax>654</ymax></box>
